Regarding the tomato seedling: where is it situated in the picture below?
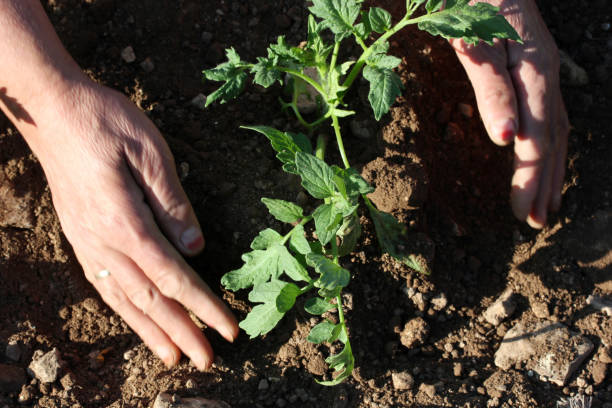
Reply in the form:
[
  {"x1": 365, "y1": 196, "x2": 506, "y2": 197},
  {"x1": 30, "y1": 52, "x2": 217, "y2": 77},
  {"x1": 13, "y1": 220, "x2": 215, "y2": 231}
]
[{"x1": 204, "y1": 0, "x2": 520, "y2": 385}]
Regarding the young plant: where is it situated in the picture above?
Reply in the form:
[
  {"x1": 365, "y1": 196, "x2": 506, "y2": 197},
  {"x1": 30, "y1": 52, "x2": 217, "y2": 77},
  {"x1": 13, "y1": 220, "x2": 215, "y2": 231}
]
[{"x1": 203, "y1": 0, "x2": 520, "y2": 385}]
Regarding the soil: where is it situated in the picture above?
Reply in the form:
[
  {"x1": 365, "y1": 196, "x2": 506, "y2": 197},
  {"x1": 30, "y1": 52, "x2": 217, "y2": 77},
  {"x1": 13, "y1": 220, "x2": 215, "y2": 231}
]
[{"x1": 1, "y1": 1, "x2": 611, "y2": 407}]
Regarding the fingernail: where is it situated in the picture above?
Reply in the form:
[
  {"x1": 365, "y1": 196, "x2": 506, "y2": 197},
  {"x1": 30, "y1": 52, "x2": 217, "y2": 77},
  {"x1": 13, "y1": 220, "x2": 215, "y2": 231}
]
[
  {"x1": 219, "y1": 325, "x2": 236, "y2": 343},
  {"x1": 181, "y1": 226, "x2": 204, "y2": 251},
  {"x1": 191, "y1": 354, "x2": 210, "y2": 371},
  {"x1": 157, "y1": 346, "x2": 176, "y2": 367},
  {"x1": 493, "y1": 119, "x2": 517, "y2": 143}
]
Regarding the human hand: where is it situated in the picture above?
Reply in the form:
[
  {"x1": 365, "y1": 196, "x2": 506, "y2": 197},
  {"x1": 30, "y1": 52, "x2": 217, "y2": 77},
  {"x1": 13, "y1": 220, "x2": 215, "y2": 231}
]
[
  {"x1": 28, "y1": 81, "x2": 238, "y2": 370},
  {"x1": 450, "y1": 0, "x2": 569, "y2": 228}
]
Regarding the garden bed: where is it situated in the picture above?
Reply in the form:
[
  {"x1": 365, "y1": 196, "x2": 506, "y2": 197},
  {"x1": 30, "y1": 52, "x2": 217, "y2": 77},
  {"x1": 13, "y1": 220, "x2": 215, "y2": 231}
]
[{"x1": 1, "y1": 0, "x2": 611, "y2": 407}]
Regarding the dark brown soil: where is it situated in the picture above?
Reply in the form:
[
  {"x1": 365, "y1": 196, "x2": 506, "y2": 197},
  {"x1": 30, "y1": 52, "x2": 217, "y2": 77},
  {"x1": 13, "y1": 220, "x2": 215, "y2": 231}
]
[{"x1": 1, "y1": 1, "x2": 611, "y2": 407}]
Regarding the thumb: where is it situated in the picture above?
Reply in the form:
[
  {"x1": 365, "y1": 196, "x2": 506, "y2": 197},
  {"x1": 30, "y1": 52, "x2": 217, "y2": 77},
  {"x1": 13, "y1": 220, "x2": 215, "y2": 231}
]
[
  {"x1": 127, "y1": 140, "x2": 205, "y2": 256},
  {"x1": 451, "y1": 39, "x2": 519, "y2": 146}
]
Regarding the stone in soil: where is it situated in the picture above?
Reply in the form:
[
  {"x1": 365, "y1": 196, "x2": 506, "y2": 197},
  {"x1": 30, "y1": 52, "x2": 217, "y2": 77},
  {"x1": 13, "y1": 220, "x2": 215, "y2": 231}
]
[
  {"x1": 5, "y1": 341, "x2": 22, "y2": 362},
  {"x1": 152, "y1": 392, "x2": 231, "y2": 408},
  {"x1": 121, "y1": 46, "x2": 136, "y2": 63},
  {"x1": 586, "y1": 294, "x2": 612, "y2": 316},
  {"x1": 483, "y1": 289, "x2": 516, "y2": 326},
  {"x1": 494, "y1": 320, "x2": 593, "y2": 386},
  {"x1": 399, "y1": 317, "x2": 430, "y2": 349},
  {"x1": 0, "y1": 363, "x2": 26, "y2": 393},
  {"x1": 391, "y1": 371, "x2": 415, "y2": 390},
  {"x1": 28, "y1": 348, "x2": 63, "y2": 384},
  {"x1": 0, "y1": 171, "x2": 34, "y2": 228}
]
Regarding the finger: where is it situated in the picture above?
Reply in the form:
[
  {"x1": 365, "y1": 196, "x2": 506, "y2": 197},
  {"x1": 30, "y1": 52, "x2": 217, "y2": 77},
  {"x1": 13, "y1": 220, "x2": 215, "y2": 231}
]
[
  {"x1": 75, "y1": 251, "x2": 180, "y2": 368},
  {"x1": 451, "y1": 38, "x2": 518, "y2": 146},
  {"x1": 91, "y1": 247, "x2": 216, "y2": 370},
  {"x1": 123, "y1": 122, "x2": 205, "y2": 256},
  {"x1": 549, "y1": 97, "x2": 569, "y2": 212},
  {"x1": 509, "y1": 60, "x2": 550, "y2": 227},
  {"x1": 101, "y1": 164, "x2": 239, "y2": 345}
]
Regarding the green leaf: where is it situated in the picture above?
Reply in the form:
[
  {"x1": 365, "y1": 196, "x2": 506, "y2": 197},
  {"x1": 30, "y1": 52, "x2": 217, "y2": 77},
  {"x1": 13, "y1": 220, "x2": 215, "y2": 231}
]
[
  {"x1": 203, "y1": 48, "x2": 248, "y2": 106},
  {"x1": 289, "y1": 132, "x2": 313, "y2": 155},
  {"x1": 309, "y1": 0, "x2": 361, "y2": 41},
  {"x1": 295, "y1": 152, "x2": 336, "y2": 199},
  {"x1": 239, "y1": 302, "x2": 285, "y2": 338},
  {"x1": 312, "y1": 203, "x2": 343, "y2": 245},
  {"x1": 316, "y1": 343, "x2": 355, "y2": 386},
  {"x1": 425, "y1": 0, "x2": 443, "y2": 13},
  {"x1": 250, "y1": 228, "x2": 282, "y2": 250},
  {"x1": 242, "y1": 126, "x2": 306, "y2": 173},
  {"x1": 368, "y1": 206, "x2": 431, "y2": 274},
  {"x1": 308, "y1": 321, "x2": 337, "y2": 343},
  {"x1": 363, "y1": 65, "x2": 403, "y2": 121},
  {"x1": 279, "y1": 249, "x2": 311, "y2": 282},
  {"x1": 248, "y1": 280, "x2": 289, "y2": 304},
  {"x1": 306, "y1": 254, "x2": 350, "y2": 290},
  {"x1": 368, "y1": 7, "x2": 392, "y2": 33},
  {"x1": 289, "y1": 224, "x2": 312, "y2": 255},
  {"x1": 337, "y1": 214, "x2": 361, "y2": 257},
  {"x1": 261, "y1": 198, "x2": 304, "y2": 224},
  {"x1": 369, "y1": 54, "x2": 402, "y2": 70},
  {"x1": 417, "y1": 0, "x2": 522, "y2": 46},
  {"x1": 221, "y1": 245, "x2": 284, "y2": 290},
  {"x1": 222, "y1": 240, "x2": 312, "y2": 290},
  {"x1": 304, "y1": 297, "x2": 337, "y2": 315},
  {"x1": 334, "y1": 167, "x2": 374, "y2": 199},
  {"x1": 276, "y1": 283, "x2": 301, "y2": 312},
  {"x1": 251, "y1": 57, "x2": 282, "y2": 88}
]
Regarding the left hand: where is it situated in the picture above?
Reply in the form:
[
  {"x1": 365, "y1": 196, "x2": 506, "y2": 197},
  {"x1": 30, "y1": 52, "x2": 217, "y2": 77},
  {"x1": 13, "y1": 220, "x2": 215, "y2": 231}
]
[{"x1": 451, "y1": 0, "x2": 569, "y2": 228}]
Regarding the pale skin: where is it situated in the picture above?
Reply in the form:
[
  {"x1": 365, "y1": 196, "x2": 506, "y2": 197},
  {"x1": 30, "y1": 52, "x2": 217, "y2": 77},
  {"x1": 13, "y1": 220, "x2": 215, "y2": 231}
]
[{"x1": 0, "y1": 0, "x2": 567, "y2": 369}]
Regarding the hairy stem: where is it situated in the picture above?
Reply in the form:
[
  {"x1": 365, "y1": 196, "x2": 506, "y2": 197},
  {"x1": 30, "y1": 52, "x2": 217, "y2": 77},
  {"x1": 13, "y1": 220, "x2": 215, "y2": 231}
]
[{"x1": 331, "y1": 114, "x2": 350, "y2": 169}]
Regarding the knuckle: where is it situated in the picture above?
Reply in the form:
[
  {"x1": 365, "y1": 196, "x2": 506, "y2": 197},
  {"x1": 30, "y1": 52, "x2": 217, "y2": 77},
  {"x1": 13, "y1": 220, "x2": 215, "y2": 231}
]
[
  {"x1": 154, "y1": 270, "x2": 186, "y2": 300},
  {"x1": 128, "y1": 286, "x2": 159, "y2": 314}
]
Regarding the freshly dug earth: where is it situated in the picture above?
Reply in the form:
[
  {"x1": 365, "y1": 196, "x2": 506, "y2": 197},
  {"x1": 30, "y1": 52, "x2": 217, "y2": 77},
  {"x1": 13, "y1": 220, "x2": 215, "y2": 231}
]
[{"x1": 1, "y1": 1, "x2": 611, "y2": 407}]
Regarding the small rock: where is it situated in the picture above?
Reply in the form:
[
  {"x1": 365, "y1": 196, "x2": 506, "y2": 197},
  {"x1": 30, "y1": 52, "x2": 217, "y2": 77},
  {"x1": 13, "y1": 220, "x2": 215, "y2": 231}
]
[
  {"x1": 531, "y1": 300, "x2": 550, "y2": 319},
  {"x1": 6, "y1": 341, "x2": 22, "y2": 362},
  {"x1": 494, "y1": 320, "x2": 593, "y2": 386},
  {"x1": 60, "y1": 373, "x2": 76, "y2": 391},
  {"x1": 179, "y1": 162, "x2": 190, "y2": 181},
  {"x1": 453, "y1": 362, "x2": 463, "y2": 377},
  {"x1": 399, "y1": 317, "x2": 430, "y2": 349},
  {"x1": 0, "y1": 364, "x2": 26, "y2": 393},
  {"x1": 152, "y1": 392, "x2": 230, "y2": 408},
  {"x1": 121, "y1": 46, "x2": 136, "y2": 63},
  {"x1": 586, "y1": 294, "x2": 612, "y2": 316},
  {"x1": 598, "y1": 347, "x2": 612, "y2": 364},
  {"x1": 430, "y1": 293, "x2": 448, "y2": 311},
  {"x1": 18, "y1": 384, "x2": 35, "y2": 404},
  {"x1": 28, "y1": 348, "x2": 63, "y2": 384},
  {"x1": 258, "y1": 379, "x2": 269, "y2": 391},
  {"x1": 457, "y1": 103, "x2": 474, "y2": 118},
  {"x1": 591, "y1": 361, "x2": 607, "y2": 385},
  {"x1": 391, "y1": 371, "x2": 414, "y2": 390},
  {"x1": 411, "y1": 292, "x2": 428, "y2": 311},
  {"x1": 419, "y1": 383, "x2": 437, "y2": 399},
  {"x1": 123, "y1": 350, "x2": 136, "y2": 361},
  {"x1": 190, "y1": 94, "x2": 208, "y2": 110},
  {"x1": 140, "y1": 57, "x2": 155, "y2": 72},
  {"x1": 483, "y1": 289, "x2": 516, "y2": 326},
  {"x1": 559, "y1": 50, "x2": 589, "y2": 86}
]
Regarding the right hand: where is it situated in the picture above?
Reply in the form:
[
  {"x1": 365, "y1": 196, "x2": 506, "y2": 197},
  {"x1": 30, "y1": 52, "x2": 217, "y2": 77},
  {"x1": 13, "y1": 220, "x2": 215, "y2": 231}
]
[{"x1": 29, "y1": 80, "x2": 238, "y2": 370}]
